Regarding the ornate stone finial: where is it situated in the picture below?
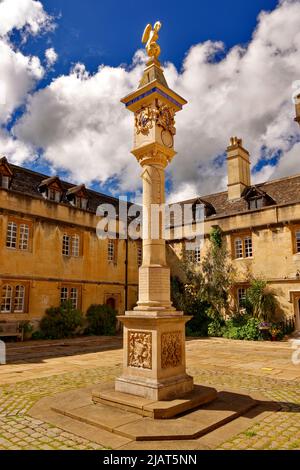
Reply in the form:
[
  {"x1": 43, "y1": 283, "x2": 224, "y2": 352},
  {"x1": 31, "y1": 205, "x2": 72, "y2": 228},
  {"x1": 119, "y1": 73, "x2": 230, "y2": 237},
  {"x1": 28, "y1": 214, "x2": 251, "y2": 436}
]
[{"x1": 142, "y1": 21, "x2": 162, "y2": 59}]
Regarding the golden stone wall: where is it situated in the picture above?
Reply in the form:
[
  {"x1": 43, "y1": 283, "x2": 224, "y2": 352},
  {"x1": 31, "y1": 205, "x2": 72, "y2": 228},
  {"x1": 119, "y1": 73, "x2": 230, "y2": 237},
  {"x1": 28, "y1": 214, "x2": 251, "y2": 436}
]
[
  {"x1": 167, "y1": 203, "x2": 300, "y2": 329},
  {"x1": 0, "y1": 188, "x2": 139, "y2": 323}
]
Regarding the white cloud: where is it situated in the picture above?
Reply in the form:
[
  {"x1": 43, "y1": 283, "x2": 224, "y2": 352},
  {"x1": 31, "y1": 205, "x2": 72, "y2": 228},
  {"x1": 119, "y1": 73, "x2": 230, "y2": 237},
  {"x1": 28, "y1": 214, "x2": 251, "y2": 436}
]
[
  {"x1": 5, "y1": 0, "x2": 300, "y2": 198},
  {"x1": 45, "y1": 47, "x2": 58, "y2": 68},
  {"x1": 0, "y1": 0, "x2": 53, "y2": 38},
  {"x1": 0, "y1": 0, "x2": 53, "y2": 157},
  {"x1": 0, "y1": 128, "x2": 34, "y2": 164},
  {"x1": 14, "y1": 56, "x2": 146, "y2": 191}
]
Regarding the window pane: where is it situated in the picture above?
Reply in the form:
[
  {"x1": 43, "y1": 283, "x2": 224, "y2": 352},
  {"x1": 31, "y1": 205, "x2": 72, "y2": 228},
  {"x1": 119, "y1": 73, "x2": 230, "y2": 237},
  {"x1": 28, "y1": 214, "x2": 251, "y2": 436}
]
[
  {"x1": 1, "y1": 285, "x2": 12, "y2": 313},
  {"x1": 55, "y1": 191, "x2": 61, "y2": 203},
  {"x1": 75, "y1": 197, "x2": 82, "y2": 208},
  {"x1": 72, "y1": 234, "x2": 80, "y2": 257},
  {"x1": 194, "y1": 245, "x2": 201, "y2": 264},
  {"x1": 6, "y1": 222, "x2": 17, "y2": 248},
  {"x1": 1, "y1": 175, "x2": 10, "y2": 189},
  {"x1": 256, "y1": 198, "x2": 263, "y2": 209},
  {"x1": 137, "y1": 244, "x2": 142, "y2": 266},
  {"x1": 60, "y1": 287, "x2": 68, "y2": 305},
  {"x1": 19, "y1": 224, "x2": 29, "y2": 251},
  {"x1": 244, "y1": 236, "x2": 253, "y2": 258},
  {"x1": 108, "y1": 240, "x2": 115, "y2": 262},
  {"x1": 237, "y1": 288, "x2": 246, "y2": 306},
  {"x1": 186, "y1": 249, "x2": 194, "y2": 263},
  {"x1": 296, "y1": 231, "x2": 300, "y2": 253},
  {"x1": 62, "y1": 234, "x2": 70, "y2": 256},
  {"x1": 234, "y1": 238, "x2": 243, "y2": 258},
  {"x1": 48, "y1": 188, "x2": 55, "y2": 200},
  {"x1": 14, "y1": 285, "x2": 25, "y2": 312},
  {"x1": 70, "y1": 288, "x2": 78, "y2": 309}
]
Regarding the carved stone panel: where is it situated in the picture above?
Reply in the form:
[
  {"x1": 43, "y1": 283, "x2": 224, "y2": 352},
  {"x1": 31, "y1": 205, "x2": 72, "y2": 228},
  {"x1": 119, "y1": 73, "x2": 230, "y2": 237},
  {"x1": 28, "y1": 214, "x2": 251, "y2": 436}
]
[
  {"x1": 161, "y1": 331, "x2": 182, "y2": 369},
  {"x1": 128, "y1": 331, "x2": 152, "y2": 369},
  {"x1": 135, "y1": 106, "x2": 155, "y2": 135}
]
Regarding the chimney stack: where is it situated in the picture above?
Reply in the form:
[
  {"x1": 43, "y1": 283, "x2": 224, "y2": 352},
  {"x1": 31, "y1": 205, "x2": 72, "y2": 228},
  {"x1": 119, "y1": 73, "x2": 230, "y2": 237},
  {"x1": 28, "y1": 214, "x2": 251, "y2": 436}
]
[{"x1": 227, "y1": 137, "x2": 250, "y2": 200}]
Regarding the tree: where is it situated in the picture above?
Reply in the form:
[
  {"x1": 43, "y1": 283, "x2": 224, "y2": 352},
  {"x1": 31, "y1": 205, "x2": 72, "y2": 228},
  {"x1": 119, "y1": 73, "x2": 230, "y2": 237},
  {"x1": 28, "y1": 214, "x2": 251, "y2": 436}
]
[
  {"x1": 244, "y1": 279, "x2": 278, "y2": 321},
  {"x1": 178, "y1": 226, "x2": 236, "y2": 318}
]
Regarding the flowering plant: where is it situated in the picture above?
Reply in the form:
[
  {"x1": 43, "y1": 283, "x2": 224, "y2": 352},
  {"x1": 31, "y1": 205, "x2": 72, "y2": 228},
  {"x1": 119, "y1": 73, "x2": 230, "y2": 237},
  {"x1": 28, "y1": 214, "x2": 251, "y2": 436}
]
[
  {"x1": 270, "y1": 327, "x2": 280, "y2": 337},
  {"x1": 258, "y1": 321, "x2": 270, "y2": 330}
]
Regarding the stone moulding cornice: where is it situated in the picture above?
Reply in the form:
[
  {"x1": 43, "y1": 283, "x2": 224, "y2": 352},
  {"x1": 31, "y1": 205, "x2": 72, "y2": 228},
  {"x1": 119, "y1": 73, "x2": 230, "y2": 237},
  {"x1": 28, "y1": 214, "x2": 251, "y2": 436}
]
[
  {"x1": 131, "y1": 142, "x2": 176, "y2": 168},
  {"x1": 121, "y1": 81, "x2": 187, "y2": 112}
]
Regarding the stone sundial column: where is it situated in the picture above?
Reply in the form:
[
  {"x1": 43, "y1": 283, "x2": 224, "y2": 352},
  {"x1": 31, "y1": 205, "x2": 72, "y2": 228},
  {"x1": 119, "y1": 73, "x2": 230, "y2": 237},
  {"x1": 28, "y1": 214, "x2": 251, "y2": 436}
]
[{"x1": 115, "y1": 56, "x2": 194, "y2": 400}]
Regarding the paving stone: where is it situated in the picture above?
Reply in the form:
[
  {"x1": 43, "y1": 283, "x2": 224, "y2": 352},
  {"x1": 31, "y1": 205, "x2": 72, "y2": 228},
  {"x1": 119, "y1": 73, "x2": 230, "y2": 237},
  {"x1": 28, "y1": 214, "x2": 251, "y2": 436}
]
[{"x1": 0, "y1": 336, "x2": 299, "y2": 450}]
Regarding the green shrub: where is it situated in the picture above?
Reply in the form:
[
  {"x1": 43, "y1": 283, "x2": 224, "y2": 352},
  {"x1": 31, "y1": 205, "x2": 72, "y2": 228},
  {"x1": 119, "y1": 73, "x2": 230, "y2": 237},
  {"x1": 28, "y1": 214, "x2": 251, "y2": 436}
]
[
  {"x1": 86, "y1": 304, "x2": 117, "y2": 336},
  {"x1": 39, "y1": 301, "x2": 84, "y2": 339},
  {"x1": 19, "y1": 321, "x2": 34, "y2": 340},
  {"x1": 208, "y1": 317, "x2": 226, "y2": 337},
  {"x1": 223, "y1": 315, "x2": 262, "y2": 341},
  {"x1": 171, "y1": 276, "x2": 211, "y2": 337},
  {"x1": 31, "y1": 330, "x2": 46, "y2": 340}
]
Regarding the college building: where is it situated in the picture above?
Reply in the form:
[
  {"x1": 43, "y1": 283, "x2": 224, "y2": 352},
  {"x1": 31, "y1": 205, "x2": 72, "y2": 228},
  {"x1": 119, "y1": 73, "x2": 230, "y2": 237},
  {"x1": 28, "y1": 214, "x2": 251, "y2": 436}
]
[
  {"x1": 0, "y1": 158, "x2": 141, "y2": 327},
  {"x1": 1, "y1": 95, "x2": 300, "y2": 331}
]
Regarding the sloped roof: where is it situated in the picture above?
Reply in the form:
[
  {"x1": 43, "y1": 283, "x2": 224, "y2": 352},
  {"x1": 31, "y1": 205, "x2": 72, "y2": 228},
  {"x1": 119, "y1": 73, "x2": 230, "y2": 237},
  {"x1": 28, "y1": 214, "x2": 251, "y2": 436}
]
[
  {"x1": 6, "y1": 163, "x2": 121, "y2": 213},
  {"x1": 178, "y1": 173, "x2": 300, "y2": 219},
  {"x1": 3, "y1": 159, "x2": 300, "y2": 219}
]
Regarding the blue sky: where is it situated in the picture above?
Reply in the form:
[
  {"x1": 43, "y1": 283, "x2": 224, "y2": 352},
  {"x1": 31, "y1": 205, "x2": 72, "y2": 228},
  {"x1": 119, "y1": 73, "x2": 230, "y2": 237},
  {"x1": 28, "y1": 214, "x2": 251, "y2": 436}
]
[
  {"x1": 24, "y1": 0, "x2": 279, "y2": 82},
  {"x1": 1, "y1": 0, "x2": 300, "y2": 202}
]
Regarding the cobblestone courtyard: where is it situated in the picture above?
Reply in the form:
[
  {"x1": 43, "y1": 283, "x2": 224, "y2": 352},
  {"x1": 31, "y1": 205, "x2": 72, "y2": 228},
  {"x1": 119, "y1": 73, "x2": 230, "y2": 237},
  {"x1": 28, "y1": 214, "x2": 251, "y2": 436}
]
[{"x1": 0, "y1": 336, "x2": 299, "y2": 450}]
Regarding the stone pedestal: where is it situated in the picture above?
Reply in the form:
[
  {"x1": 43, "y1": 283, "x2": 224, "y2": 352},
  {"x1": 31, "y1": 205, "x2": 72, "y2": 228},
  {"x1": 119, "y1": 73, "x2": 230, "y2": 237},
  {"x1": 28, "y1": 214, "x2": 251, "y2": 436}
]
[{"x1": 115, "y1": 313, "x2": 193, "y2": 400}]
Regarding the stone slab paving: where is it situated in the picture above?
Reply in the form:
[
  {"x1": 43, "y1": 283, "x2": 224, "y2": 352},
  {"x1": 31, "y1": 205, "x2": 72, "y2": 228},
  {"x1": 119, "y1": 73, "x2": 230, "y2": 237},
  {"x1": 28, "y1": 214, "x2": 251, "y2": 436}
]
[{"x1": 0, "y1": 336, "x2": 299, "y2": 450}]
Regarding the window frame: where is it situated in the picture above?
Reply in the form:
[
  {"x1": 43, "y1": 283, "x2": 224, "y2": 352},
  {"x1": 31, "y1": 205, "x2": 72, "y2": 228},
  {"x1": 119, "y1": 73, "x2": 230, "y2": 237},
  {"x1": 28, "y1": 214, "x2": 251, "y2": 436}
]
[
  {"x1": 61, "y1": 230, "x2": 82, "y2": 258},
  {"x1": 108, "y1": 239, "x2": 117, "y2": 264},
  {"x1": 5, "y1": 218, "x2": 32, "y2": 252},
  {"x1": 46, "y1": 185, "x2": 61, "y2": 203},
  {"x1": 1, "y1": 175, "x2": 11, "y2": 189},
  {"x1": 292, "y1": 226, "x2": 300, "y2": 254},
  {"x1": 237, "y1": 286, "x2": 247, "y2": 309},
  {"x1": 248, "y1": 197, "x2": 264, "y2": 210},
  {"x1": 74, "y1": 196, "x2": 88, "y2": 210},
  {"x1": 0, "y1": 282, "x2": 29, "y2": 314},
  {"x1": 232, "y1": 232, "x2": 253, "y2": 259},
  {"x1": 60, "y1": 284, "x2": 81, "y2": 310}
]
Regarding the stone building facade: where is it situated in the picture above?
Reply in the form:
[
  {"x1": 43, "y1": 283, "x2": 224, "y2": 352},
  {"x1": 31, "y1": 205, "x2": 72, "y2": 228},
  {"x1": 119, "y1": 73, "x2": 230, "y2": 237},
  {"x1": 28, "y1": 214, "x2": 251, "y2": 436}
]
[
  {"x1": 0, "y1": 157, "x2": 140, "y2": 327},
  {"x1": 168, "y1": 136, "x2": 300, "y2": 331}
]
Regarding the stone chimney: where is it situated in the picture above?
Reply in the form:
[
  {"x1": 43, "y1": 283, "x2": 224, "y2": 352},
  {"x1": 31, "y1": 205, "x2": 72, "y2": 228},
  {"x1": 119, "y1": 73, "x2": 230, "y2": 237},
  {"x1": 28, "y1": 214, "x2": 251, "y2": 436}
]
[
  {"x1": 227, "y1": 137, "x2": 250, "y2": 200},
  {"x1": 295, "y1": 93, "x2": 300, "y2": 126}
]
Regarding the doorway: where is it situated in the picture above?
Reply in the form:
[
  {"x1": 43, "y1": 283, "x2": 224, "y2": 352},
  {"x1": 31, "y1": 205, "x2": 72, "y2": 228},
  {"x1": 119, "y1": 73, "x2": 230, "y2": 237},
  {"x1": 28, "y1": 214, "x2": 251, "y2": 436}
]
[{"x1": 106, "y1": 297, "x2": 116, "y2": 310}]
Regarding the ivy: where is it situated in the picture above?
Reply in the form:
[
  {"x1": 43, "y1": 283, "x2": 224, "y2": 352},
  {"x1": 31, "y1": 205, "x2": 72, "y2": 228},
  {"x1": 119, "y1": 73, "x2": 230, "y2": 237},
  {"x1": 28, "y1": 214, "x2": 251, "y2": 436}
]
[{"x1": 210, "y1": 226, "x2": 222, "y2": 249}]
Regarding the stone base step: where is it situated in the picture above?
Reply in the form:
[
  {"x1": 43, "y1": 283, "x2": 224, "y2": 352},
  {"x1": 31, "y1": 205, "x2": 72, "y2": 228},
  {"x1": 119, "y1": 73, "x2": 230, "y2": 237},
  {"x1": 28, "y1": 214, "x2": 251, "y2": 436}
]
[
  {"x1": 52, "y1": 389, "x2": 258, "y2": 441},
  {"x1": 93, "y1": 385, "x2": 217, "y2": 419}
]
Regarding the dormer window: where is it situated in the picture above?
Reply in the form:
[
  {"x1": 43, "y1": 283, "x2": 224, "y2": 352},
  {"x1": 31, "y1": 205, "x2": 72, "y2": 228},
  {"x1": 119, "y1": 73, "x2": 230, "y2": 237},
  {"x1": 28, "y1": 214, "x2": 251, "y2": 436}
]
[
  {"x1": 74, "y1": 196, "x2": 88, "y2": 209},
  {"x1": 249, "y1": 197, "x2": 264, "y2": 210},
  {"x1": 192, "y1": 198, "x2": 216, "y2": 221},
  {"x1": 66, "y1": 184, "x2": 88, "y2": 210},
  {"x1": 243, "y1": 186, "x2": 275, "y2": 211},
  {"x1": 0, "y1": 156, "x2": 13, "y2": 189},
  {"x1": 38, "y1": 176, "x2": 63, "y2": 203},
  {"x1": 48, "y1": 187, "x2": 61, "y2": 202}
]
